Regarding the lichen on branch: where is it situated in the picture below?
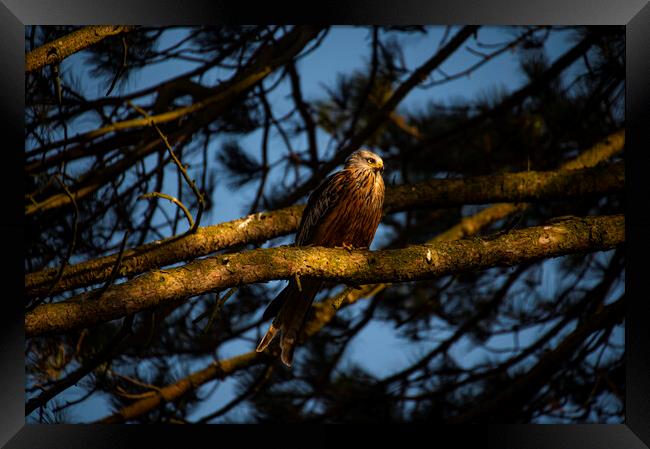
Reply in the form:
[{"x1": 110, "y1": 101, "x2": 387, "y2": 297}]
[{"x1": 25, "y1": 214, "x2": 624, "y2": 338}]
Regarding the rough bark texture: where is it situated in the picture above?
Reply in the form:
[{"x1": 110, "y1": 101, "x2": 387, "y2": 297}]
[
  {"x1": 26, "y1": 214, "x2": 624, "y2": 338},
  {"x1": 25, "y1": 161, "x2": 623, "y2": 298},
  {"x1": 383, "y1": 162, "x2": 623, "y2": 212},
  {"x1": 26, "y1": 205, "x2": 304, "y2": 298},
  {"x1": 434, "y1": 128, "x2": 624, "y2": 242},
  {"x1": 25, "y1": 26, "x2": 135, "y2": 73}
]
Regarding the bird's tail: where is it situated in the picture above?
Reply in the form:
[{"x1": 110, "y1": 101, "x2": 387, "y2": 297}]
[{"x1": 256, "y1": 278, "x2": 322, "y2": 367}]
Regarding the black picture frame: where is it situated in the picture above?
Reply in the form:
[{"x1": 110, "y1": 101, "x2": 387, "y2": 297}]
[{"x1": 4, "y1": 1, "x2": 649, "y2": 447}]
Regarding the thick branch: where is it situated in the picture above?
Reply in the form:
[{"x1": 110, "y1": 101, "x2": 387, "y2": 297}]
[
  {"x1": 383, "y1": 161, "x2": 623, "y2": 212},
  {"x1": 25, "y1": 205, "x2": 304, "y2": 299},
  {"x1": 97, "y1": 278, "x2": 348, "y2": 424},
  {"x1": 97, "y1": 351, "x2": 264, "y2": 423},
  {"x1": 25, "y1": 26, "x2": 135, "y2": 73},
  {"x1": 26, "y1": 215, "x2": 624, "y2": 338},
  {"x1": 435, "y1": 128, "x2": 625, "y2": 241},
  {"x1": 25, "y1": 161, "x2": 624, "y2": 299}
]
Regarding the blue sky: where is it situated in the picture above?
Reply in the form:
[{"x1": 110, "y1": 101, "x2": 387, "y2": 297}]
[{"x1": 27, "y1": 26, "x2": 621, "y2": 423}]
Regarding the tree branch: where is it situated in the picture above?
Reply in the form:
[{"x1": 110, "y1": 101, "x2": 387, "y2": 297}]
[
  {"x1": 434, "y1": 128, "x2": 625, "y2": 241},
  {"x1": 25, "y1": 315, "x2": 133, "y2": 415},
  {"x1": 25, "y1": 205, "x2": 304, "y2": 299},
  {"x1": 26, "y1": 214, "x2": 624, "y2": 338},
  {"x1": 96, "y1": 351, "x2": 265, "y2": 423},
  {"x1": 26, "y1": 158, "x2": 624, "y2": 299},
  {"x1": 25, "y1": 26, "x2": 135, "y2": 73},
  {"x1": 383, "y1": 161, "x2": 623, "y2": 213}
]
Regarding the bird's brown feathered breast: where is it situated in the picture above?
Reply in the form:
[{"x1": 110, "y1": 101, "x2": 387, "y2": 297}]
[{"x1": 296, "y1": 166, "x2": 384, "y2": 249}]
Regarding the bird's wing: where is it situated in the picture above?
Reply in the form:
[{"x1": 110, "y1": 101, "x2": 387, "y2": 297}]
[{"x1": 295, "y1": 171, "x2": 347, "y2": 246}]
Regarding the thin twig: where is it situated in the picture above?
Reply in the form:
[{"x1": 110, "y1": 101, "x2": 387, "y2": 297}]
[
  {"x1": 127, "y1": 100, "x2": 205, "y2": 235},
  {"x1": 421, "y1": 27, "x2": 543, "y2": 88},
  {"x1": 87, "y1": 230, "x2": 130, "y2": 301},
  {"x1": 139, "y1": 192, "x2": 194, "y2": 229},
  {"x1": 201, "y1": 288, "x2": 238, "y2": 334},
  {"x1": 105, "y1": 36, "x2": 128, "y2": 96}
]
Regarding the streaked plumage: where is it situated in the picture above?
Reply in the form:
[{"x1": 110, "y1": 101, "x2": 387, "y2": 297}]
[{"x1": 256, "y1": 149, "x2": 385, "y2": 367}]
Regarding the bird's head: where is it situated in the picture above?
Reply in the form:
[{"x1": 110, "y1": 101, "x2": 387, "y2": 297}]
[{"x1": 345, "y1": 149, "x2": 384, "y2": 174}]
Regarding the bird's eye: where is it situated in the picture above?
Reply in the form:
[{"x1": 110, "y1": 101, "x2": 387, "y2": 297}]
[{"x1": 366, "y1": 158, "x2": 375, "y2": 164}]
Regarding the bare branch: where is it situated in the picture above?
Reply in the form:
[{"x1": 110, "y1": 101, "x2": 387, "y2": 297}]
[
  {"x1": 129, "y1": 100, "x2": 205, "y2": 234},
  {"x1": 25, "y1": 315, "x2": 133, "y2": 414},
  {"x1": 25, "y1": 26, "x2": 135, "y2": 73},
  {"x1": 140, "y1": 192, "x2": 194, "y2": 229},
  {"x1": 420, "y1": 30, "x2": 604, "y2": 149}
]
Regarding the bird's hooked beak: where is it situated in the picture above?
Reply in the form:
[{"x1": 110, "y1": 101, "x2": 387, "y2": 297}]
[{"x1": 375, "y1": 160, "x2": 384, "y2": 174}]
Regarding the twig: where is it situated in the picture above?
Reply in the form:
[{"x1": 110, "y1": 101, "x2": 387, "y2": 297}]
[
  {"x1": 249, "y1": 85, "x2": 271, "y2": 214},
  {"x1": 52, "y1": 63, "x2": 62, "y2": 105},
  {"x1": 87, "y1": 230, "x2": 130, "y2": 301},
  {"x1": 201, "y1": 288, "x2": 238, "y2": 334},
  {"x1": 110, "y1": 369, "x2": 164, "y2": 398},
  {"x1": 127, "y1": 100, "x2": 205, "y2": 235},
  {"x1": 287, "y1": 61, "x2": 318, "y2": 166},
  {"x1": 421, "y1": 27, "x2": 543, "y2": 88},
  {"x1": 105, "y1": 36, "x2": 128, "y2": 96},
  {"x1": 139, "y1": 192, "x2": 194, "y2": 229},
  {"x1": 294, "y1": 273, "x2": 303, "y2": 292}
]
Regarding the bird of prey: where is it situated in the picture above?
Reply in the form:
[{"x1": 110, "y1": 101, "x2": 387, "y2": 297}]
[{"x1": 256, "y1": 149, "x2": 385, "y2": 367}]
